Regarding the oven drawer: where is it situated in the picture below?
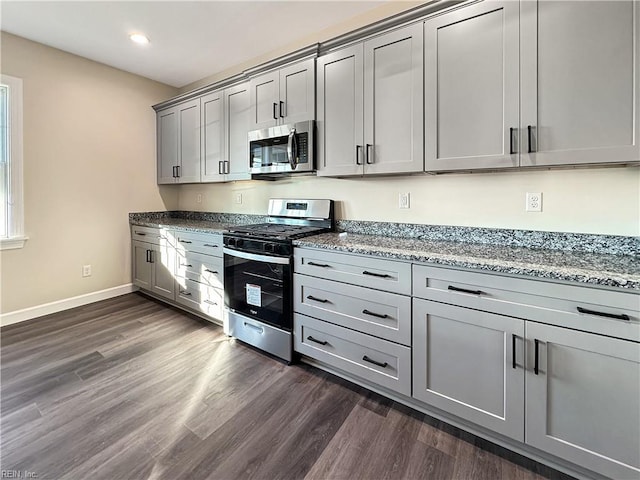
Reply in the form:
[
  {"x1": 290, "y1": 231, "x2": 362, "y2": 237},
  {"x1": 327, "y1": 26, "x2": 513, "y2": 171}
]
[
  {"x1": 225, "y1": 311, "x2": 292, "y2": 362},
  {"x1": 294, "y1": 248, "x2": 411, "y2": 295},
  {"x1": 413, "y1": 265, "x2": 640, "y2": 342},
  {"x1": 176, "y1": 278, "x2": 224, "y2": 321},
  {"x1": 174, "y1": 231, "x2": 223, "y2": 256},
  {"x1": 176, "y1": 251, "x2": 223, "y2": 288},
  {"x1": 294, "y1": 274, "x2": 411, "y2": 346},
  {"x1": 294, "y1": 313, "x2": 411, "y2": 396}
]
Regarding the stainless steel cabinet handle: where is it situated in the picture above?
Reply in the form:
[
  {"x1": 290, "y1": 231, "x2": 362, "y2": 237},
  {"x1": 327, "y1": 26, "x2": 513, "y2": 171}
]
[
  {"x1": 175, "y1": 165, "x2": 181, "y2": 177},
  {"x1": 243, "y1": 322, "x2": 264, "y2": 334},
  {"x1": 365, "y1": 144, "x2": 373, "y2": 164},
  {"x1": 218, "y1": 161, "x2": 223, "y2": 175},
  {"x1": 355, "y1": 145, "x2": 363, "y2": 166},
  {"x1": 363, "y1": 355, "x2": 387, "y2": 368},
  {"x1": 272, "y1": 103, "x2": 278, "y2": 120},
  {"x1": 225, "y1": 161, "x2": 230, "y2": 174}
]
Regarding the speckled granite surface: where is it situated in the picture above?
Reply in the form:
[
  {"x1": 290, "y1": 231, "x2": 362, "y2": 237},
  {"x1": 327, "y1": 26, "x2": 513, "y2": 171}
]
[
  {"x1": 129, "y1": 211, "x2": 266, "y2": 234},
  {"x1": 294, "y1": 233, "x2": 640, "y2": 291}
]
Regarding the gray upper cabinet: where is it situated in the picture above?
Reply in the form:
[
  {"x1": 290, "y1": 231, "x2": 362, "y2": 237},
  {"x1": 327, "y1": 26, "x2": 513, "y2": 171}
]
[
  {"x1": 249, "y1": 58, "x2": 315, "y2": 131},
  {"x1": 200, "y1": 90, "x2": 225, "y2": 183},
  {"x1": 526, "y1": 322, "x2": 640, "y2": 480},
  {"x1": 520, "y1": 0, "x2": 640, "y2": 166},
  {"x1": 224, "y1": 82, "x2": 251, "y2": 181},
  {"x1": 317, "y1": 23, "x2": 423, "y2": 176},
  {"x1": 156, "y1": 99, "x2": 201, "y2": 184},
  {"x1": 424, "y1": 1, "x2": 520, "y2": 171}
]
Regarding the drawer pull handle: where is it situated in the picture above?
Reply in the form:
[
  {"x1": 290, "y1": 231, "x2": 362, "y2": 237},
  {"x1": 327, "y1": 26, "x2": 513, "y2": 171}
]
[
  {"x1": 447, "y1": 285, "x2": 483, "y2": 295},
  {"x1": 534, "y1": 339, "x2": 540, "y2": 375},
  {"x1": 180, "y1": 263, "x2": 193, "y2": 268},
  {"x1": 204, "y1": 269, "x2": 219, "y2": 274},
  {"x1": 363, "y1": 355, "x2": 388, "y2": 368},
  {"x1": 576, "y1": 307, "x2": 630, "y2": 321},
  {"x1": 362, "y1": 309, "x2": 388, "y2": 319},
  {"x1": 204, "y1": 300, "x2": 217, "y2": 306},
  {"x1": 203, "y1": 244, "x2": 218, "y2": 248},
  {"x1": 308, "y1": 261, "x2": 330, "y2": 268},
  {"x1": 512, "y1": 334, "x2": 517, "y2": 369},
  {"x1": 243, "y1": 322, "x2": 264, "y2": 334},
  {"x1": 180, "y1": 240, "x2": 192, "y2": 244},
  {"x1": 307, "y1": 295, "x2": 329, "y2": 304},
  {"x1": 135, "y1": 231, "x2": 146, "y2": 236},
  {"x1": 362, "y1": 270, "x2": 391, "y2": 279},
  {"x1": 180, "y1": 291, "x2": 192, "y2": 296},
  {"x1": 307, "y1": 336, "x2": 328, "y2": 346}
]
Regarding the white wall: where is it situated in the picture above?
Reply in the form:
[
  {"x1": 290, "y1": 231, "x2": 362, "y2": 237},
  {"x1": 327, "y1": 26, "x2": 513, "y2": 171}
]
[
  {"x1": 177, "y1": 167, "x2": 640, "y2": 236},
  {"x1": 0, "y1": 32, "x2": 178, "y2": 314}
]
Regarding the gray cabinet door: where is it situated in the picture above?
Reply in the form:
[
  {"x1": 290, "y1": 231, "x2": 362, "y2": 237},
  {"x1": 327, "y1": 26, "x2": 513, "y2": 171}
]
[
  {"x1": 424, "y1": 1, "x2": 519, "y2": 171},
  {"x1": 176, "y1": 99, "x2": 201, "y2": 183},
  {"x1": 316, "y1": 44, "x2": 364, "y2": 177},
  {"x1": 520, "y1": 1, "x2": 640, "y2": 167},
  {"x1": 249, "y1": 70, "x2": 279, "y2": 131},
  {"x1": 132, "y1": 240, "x2": 152, "y2": 290},
  {"x1": 157, "y1": 107, "x2": 178, "y2": 184},
  {"x1": 364, "y1": 23, "x2": 424, "y2": 175},
  {"x1": 201, "y1": 90, "x2": 225, "y2": 183},
  {"x1": 224, "y1": 82, "x2": 251, "y2": 181},
  {"x1": 413, "y1": 299, "x2": 525, "y2": 441},
  {"x1": 526, "y1": 322, "x2": 640, "y2": 480},
  {"x1": 279, "y1": 58, "x2": 315, "y2": 125},
  {"x1": 150, "y1": 243, "x2": 175, "y2": 300}
]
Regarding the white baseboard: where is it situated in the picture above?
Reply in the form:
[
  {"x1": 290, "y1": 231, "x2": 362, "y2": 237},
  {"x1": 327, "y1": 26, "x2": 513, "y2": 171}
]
[{"x1": 0, "y1": 284, "x2": 138, "y2": 327}]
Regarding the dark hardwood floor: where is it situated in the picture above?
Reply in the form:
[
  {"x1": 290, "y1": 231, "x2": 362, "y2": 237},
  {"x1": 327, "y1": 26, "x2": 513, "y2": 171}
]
[{"x1": 1, "y1": 293, "x2": 573, "y2": 480}]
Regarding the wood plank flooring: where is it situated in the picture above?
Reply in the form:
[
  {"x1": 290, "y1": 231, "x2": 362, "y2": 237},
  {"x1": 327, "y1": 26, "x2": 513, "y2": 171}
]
[{"x1": 1, "y1": 293, "x2": 574, "y2": 480}]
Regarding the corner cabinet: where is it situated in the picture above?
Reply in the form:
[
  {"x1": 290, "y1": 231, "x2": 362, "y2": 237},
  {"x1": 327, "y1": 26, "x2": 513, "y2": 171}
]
[
  {"x1": 157, "y1": 100, "x2": 202, "y2": 184},
  {"x1": 249, "y1": 58, "x2": 315, "y2": 131},
  {"x1": 424, "y1": 0, "x2": 639, "y2": 171},
  {"x1": 316, "y1": 23, "x2": 423, "y2": 177}
]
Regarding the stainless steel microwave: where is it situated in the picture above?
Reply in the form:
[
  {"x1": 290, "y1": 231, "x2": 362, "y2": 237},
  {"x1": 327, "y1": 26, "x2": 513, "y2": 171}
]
[{"x1": 248, "y1": 120, "x2": 314, "y2": 175}]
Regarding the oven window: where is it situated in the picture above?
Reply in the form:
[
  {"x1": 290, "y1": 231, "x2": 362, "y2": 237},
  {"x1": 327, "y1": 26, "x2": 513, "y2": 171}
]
[{"x1": 224, "y1": 253, "x2": 292, "y2": 330}]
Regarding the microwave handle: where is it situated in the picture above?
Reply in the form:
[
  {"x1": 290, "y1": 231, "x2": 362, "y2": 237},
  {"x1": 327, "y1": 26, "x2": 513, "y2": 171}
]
[{"x1": 287, "y1": 128, "x2": 298, "y2": 170}]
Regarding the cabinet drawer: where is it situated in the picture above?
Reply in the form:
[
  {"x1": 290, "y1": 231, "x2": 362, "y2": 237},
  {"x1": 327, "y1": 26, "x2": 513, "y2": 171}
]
[
  {"x1": 294, "y1": 274, "x2": 411, "y2": 346},
  {"x1": 174, "y1": 231, "x2": 223, "y2": 256},
  {"x1": 413, "y1": 265, "x2": 640, "y2": 342},
  {"x1": 176, "y1": 251, "x2": 223, "y2": 288},
  {"x1": 294, "y1": 313, "x2": 411, "y2": 396},
  {"x1": 131, "y1": 225, "x2": 172, "y2": 246},
  {"x1": 294, "y1": 248, "x2": 411, "y2": 295},
  {"x1": 176, "y1": 278, "x2": 223, "y2": 321}
]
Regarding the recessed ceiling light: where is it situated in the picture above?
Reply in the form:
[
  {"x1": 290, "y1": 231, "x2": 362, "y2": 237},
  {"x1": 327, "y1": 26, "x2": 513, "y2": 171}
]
[{"x1": 129, "y1": 33, "x2": 150, "y2": 45}]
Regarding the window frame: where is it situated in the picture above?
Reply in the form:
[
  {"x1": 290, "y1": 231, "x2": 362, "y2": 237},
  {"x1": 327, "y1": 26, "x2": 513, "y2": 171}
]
[{"x1": 0, "y1": 74, "x2": 26, "y2": 250}]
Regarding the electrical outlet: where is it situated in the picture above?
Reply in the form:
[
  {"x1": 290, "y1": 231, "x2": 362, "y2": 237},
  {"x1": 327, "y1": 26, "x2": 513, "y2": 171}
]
[
  {"x1": 235, "y1": 193, "x2": 243, "y2": 205},
  {"x1": 196, "y1": 193, "x2": 202, "y2": 204},
  {"x1": 399, "y1": 193, "x2": 410, "y2": 209},
  {"x1": 82, "y1": 265, "x2": 92, "y2": 277},
  {"x1": 526, "y1": 192, "x2": 542, "y2": 212}
]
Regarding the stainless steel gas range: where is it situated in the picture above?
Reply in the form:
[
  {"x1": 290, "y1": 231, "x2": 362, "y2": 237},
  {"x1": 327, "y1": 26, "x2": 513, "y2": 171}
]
[{"x1": 223, "y1": 199, "x2": 334, "y2": 362}]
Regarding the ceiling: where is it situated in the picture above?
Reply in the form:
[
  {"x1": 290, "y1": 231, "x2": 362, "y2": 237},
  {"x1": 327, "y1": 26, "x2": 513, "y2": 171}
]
[{"x1": 0, "y1": 1, "x2": 389, "y2": 88}]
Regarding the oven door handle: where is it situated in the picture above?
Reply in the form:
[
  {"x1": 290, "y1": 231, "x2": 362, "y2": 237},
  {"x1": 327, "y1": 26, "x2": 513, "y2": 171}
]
[{"x1": 223, "y1": 247, "x2": 290, "y2": 265}]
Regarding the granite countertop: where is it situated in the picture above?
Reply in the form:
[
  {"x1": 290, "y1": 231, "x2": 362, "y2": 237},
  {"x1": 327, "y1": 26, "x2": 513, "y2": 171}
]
[
  {"x1": 130, "y1": 217, "x2": 233, "y2": 234},
  {"x1": 294, "y1": 232, "x2": 640, "y2": 291}
]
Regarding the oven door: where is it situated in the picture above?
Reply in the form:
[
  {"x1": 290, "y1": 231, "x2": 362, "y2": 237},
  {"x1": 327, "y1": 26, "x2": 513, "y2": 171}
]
[{"x1": 223, "y1": 247, "x2": 292, "y2": 330}]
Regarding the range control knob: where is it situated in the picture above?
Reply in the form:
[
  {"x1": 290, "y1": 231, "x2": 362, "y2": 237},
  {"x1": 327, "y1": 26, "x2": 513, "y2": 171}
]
[
  {"x1": 235, "y1": 239, "x2": 244, "y2": 248},
  {"x1": 227, "y1": 238, "x2": 236, "y2": 247},
  {"x1": 264, "y1": 243, "x2": 275, "y2": 253}
]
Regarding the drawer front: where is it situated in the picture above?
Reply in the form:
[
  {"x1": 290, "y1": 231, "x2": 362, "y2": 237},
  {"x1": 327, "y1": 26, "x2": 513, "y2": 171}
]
[
  {"x1": 176, "y1": 251, "x2": 224, "y2": 288},
  {"x1": 294, "y1": 248, "x2": 411, "y2": 295},
  {"x1": 294, "y1": 274, "x2": 411, "y2": 346},
  {"x1": 413, "y1": 265, "x2": 640, "y2": 342},
  {"x1": 131, "y1": 225, "x2": 171, "y2": 246},
  {"x1": 176, "y1": 278, "x2": 223, "y2": 321},
  {"x1": 174, "y1": 231, "x2": 223, "y2": 256},
  {"x1": 294, "y1": 313, "x2": 411, "y2": 396}
]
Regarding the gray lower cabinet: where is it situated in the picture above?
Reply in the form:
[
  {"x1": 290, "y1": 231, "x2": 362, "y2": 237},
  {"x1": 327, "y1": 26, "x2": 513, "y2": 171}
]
[
  {"x1": 317, "y1": 23, "x2": 423, "y2": 176},
  {"x1": 526, "y1": 322, "x2": 640, "y2": 480},
  {"x1": 132, "y1": 240, "x2": 152, "y2": 290},
  {"x1": 295, "y1": 313, "x2": 411, "y2": 396},
  {"x1": 412, "y1": 298, "x2": 525, "y2": 441},
  {"x1": 131, "y1": 229, "x2": 176, "y2": 301}
]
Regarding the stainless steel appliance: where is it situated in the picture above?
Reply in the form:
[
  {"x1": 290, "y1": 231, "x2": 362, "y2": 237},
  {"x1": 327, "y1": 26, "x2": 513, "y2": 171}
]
[
  {"x1": 223, "y1": 198, "x2": 333, "y2": 362},
  {"x1": 248, "y1": 120, "x2": 314, "y2": 176}
]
